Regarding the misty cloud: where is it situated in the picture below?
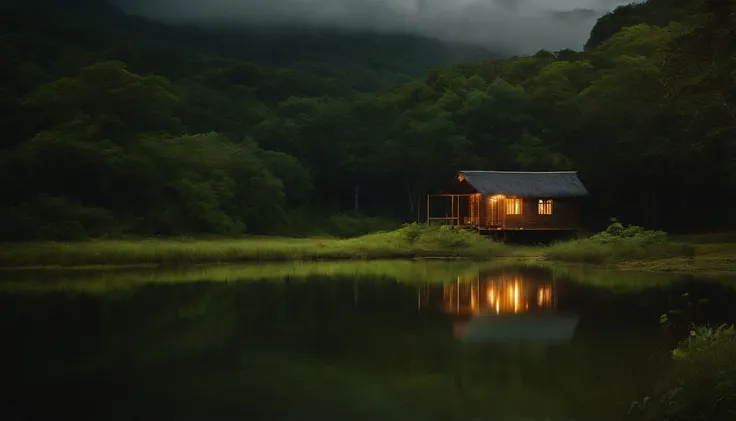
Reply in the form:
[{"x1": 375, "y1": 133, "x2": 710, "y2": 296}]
[{"x1": 116, "y1": 0, "x2": 634, "y2": 54}]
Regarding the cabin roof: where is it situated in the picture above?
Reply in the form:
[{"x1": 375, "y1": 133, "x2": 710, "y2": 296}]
[{"x1": 456, "y1": 171, "x2": 590, "y2": 198}]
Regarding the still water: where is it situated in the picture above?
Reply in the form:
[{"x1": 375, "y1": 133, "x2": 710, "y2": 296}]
[{"x1": 1, "y1": 262, "x2": 735, "y2": 421}]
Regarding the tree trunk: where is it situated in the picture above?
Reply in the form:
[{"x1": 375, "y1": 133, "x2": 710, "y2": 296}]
[
  {"x1": 354, "y1": 185, "x2": 360, "y2": 213},
  {"x1": 403, "y1": 179, "x2": 416, "y2": 213},
  {"x1": 680, "y1": 176, "x2": 689, "y2": 228},
  {"x1": 650, "y1": 178, "x2": 658, "y2": 228}
]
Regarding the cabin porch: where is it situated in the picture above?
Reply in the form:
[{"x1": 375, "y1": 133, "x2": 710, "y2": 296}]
[{"x1": 425, "y1": 193, "x2": 513, "y2": 232}]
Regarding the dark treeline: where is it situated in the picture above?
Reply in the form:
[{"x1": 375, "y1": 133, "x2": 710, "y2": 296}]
[{"x1": 1, "y1": 0, "x2": 734, "y2": 240}]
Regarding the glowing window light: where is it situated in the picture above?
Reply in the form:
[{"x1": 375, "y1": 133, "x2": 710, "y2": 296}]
[
  {"x1": 538, "y1": 199, "x2": 553, "y2": 215},
  {"x1": 506, "y1": 198, "x2": 522, "y2": 215}
]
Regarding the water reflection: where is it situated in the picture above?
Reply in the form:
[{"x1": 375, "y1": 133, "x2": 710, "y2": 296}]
[
  {"x1": 3, "y1": 263, "x2": 736, "y2": 421},
  {"x1": 438, "y1": 273, "x2": 555, "y2": 315},
  {"x1": 420, "y1": 270, "x2": 579, "y2": 344}
]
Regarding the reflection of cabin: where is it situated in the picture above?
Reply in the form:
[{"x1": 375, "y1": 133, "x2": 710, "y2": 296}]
[
  {"x1": 443, "y1": 273, "x2": 555, "y2": 316},
  {"x1": 418, "y1": 271, "x2": 556, "y2": 316},
  {"x1": 427, "y1": 171, "x2": 589, "y2": 233},
  {"x1": 416, "y1": 271, "x2": 578, "y2": 343}
]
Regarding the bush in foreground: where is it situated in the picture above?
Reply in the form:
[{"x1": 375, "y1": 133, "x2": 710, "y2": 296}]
[
  {"x1": 543, "y1": 221, "x2": 694, "y2": 264},
  {"x1": 631, "y1": 324, "x2": 736, "y2": 421},
  {"x1": 0, "y1": 223, "x2": 508, "y2": 267}
]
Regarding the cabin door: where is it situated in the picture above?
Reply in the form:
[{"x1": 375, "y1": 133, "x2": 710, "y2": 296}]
[{"x1": 485, "y1": 197, "x2": 503, "y2": 227}]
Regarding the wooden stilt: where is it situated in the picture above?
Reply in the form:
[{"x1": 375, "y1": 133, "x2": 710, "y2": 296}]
[
  {"x1": 457, "y1": 195, "x2": 460, "y2": 225},
  {"x1": 426, "y1": 194, "x2": 430, "y2": 226},
  {"x1": 450, "y1": 195, "x2": 454, "y2": 226}
]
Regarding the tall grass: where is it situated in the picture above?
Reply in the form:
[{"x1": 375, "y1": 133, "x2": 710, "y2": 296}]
[
  {"x1": 544, "y1": 221, "x2": 694, "y2": 264},
  {"x1": 0, "y1": 223, "x2": 510, "y2": 267},
  {"x1": 631, "y1": 324, "x2": 736, "y2": 421}
]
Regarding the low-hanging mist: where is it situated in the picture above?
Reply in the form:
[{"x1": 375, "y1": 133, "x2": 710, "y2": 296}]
[{"x1": 115, "y1": 0, "x2": 634, "y2": 53}]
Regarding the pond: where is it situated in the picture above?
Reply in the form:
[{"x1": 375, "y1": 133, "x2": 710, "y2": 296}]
[{"x1": 1, "y1": 261, "x2": 735, "y2": 421}]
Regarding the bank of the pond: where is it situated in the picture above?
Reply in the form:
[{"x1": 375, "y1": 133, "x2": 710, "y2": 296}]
[
  {"x1": 2, "y1": 221, "x2": 735, "y2": 275},
  {"x1": 0, "y1": 225, "x2": 511, "y2": 268},
  {"x1": 540, "y1": 240, "x2": 736, "y2": 275},
  {"x1": 539, "y1": 223, "x2": 736, "y2": 275},
  {"x1": 2, "y1": 238, "x2": 735, "y2": 276}
]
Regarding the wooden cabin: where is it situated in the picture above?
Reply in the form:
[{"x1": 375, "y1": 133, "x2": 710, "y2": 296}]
[{"x1": 427, "y1": 171, "x2": 589, "y2": 233}]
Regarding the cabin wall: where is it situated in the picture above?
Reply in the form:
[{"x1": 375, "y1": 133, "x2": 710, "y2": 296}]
[
  {"x1": 478, "y1": 195, "x2": 485, "y2": 226},
  {"x1": 481, "y1": 197, "x2": 581, "y2": 230}
]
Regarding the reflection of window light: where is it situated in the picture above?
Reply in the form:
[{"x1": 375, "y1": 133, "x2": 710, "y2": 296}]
[
  {"x1": 506, "y1": 198, "x2": 522, "y2": 215},
  {"x1": 442, "y1": 276, "x2": 556, "y2": 316},
  {"x1": 537, "y1": 286, "x2": 552, "y2": 308},
  {"x1": 538, "y1": 199, "x2": 553, "y2": 215}
]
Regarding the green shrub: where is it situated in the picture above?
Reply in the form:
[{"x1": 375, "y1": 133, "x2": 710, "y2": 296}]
[
  {"x1": 544, "y1": 220, "x2": 693, "y2": 264},
  {"x1": 324, "y1": 213, "x2": 400, "y2": 238},
  {"x1": 631, "y1": 324, "x2": 736, "y2": 421},
  {"x1": 395, "y1": 223, "x2": 508, "y2": 257},
  {"x1": 0, "y1": 194, "x2": 117, "y2": 241},
  {"x1": 590, "y1": 220, "x2": 668, "y2": 244},
  {"x1": 396, "y1": 222, "x2": 425, "y2": 244},
  {"x1": 274, "y1": 209, "x2": 401, "y2": 238}
]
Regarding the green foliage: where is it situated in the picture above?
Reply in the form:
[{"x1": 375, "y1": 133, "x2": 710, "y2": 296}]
[
  {"x1": 585, "y1": 0, "x2": 699, "y2": 50},
  {"x1": 631, "y1": 324, "x2": 736, "y2": 421},
  {"x1": 417, "y1": 224, "x2": 495, "y2": 249},
  {"x1": 0, "y1": 194, "x2": 116, "y2": 241},
  {"x1": 322, "y1": 214, "x2": 400, "y2": 238},
  {"x1": 544, "y1": 221, "x2": 694, "y2": 264},
  {"x1": 671, "y1": 324, "x2": 736, "y2": 360},
  {"x1": 272, "y1": 209, "x2": 401, "y2": 238},
  {"x1": 589, "y1": 220, "x2": 668, "y2": 245},
  {"x1": 394, "y1": 223, "x2": 503, "y2": 251},
  {"x1": 1, "y1": 0, "x2": 735, "y2": 239}
]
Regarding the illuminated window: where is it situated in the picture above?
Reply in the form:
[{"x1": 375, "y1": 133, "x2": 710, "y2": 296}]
[
  {"x1": 505, "y1": 198, "x2": 522, "y2": 215},
  {"x1": 538, "y1": 199, "x2": 553, "y2": 215}
]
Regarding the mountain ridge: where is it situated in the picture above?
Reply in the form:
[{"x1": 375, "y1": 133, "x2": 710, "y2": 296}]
[{"x1": 1, "y1": 0, "x2": 502, "y2": 93}]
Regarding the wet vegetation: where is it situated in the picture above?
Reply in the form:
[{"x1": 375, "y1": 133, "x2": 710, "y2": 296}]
[
  {"x1": 630, "y1": 294, "x2": 736, "y2": 421},
  {"x1": 649, "y1": 324, "x2": 736, "y2": 421},
  {"x1": 544, "y1": 221, "x2": 695, "y2": 264}
]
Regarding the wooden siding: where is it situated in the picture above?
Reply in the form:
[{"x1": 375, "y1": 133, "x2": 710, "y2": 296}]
[{"x1": 478, "y1": 196, "x2": 581, "y2": 230}]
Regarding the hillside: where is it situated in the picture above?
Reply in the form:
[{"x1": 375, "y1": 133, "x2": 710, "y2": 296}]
[
  {"x1": 0, "y1": 0, "x2": 734, "y2": 240},
  {"x1": 584, "y1": 0, "x2": 701, "y2": 49},
  {"x1": 1, "y1": 0, "x2": 498, "y2": 93}
]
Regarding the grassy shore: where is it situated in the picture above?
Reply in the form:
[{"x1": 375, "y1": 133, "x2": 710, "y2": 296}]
[
  {"x1": 1, "y1": 221, "x2": 735, "y2": 275},
  {"x1": 537, "y1": 222, "x2": 736, "y2": 275},
  {"x1": 543, "y1": 222, "x2": 694, "y2": 264},
  {"x1": 0, "y1": 223, "x2": 510, "y2": 268}
]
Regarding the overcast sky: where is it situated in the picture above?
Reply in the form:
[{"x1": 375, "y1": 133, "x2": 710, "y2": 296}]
[{"x1": 116, "y1": 0, "x2": 634, "y2": 53}]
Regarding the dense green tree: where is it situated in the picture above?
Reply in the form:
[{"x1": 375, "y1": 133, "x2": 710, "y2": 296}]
[{"x1": 1, "y1": 0, "x2": 735, "y2": 238}]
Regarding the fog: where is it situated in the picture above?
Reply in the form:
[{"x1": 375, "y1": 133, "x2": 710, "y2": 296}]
[{"x1": 116, "y1": 0, "x2": 634, "y2": 53}]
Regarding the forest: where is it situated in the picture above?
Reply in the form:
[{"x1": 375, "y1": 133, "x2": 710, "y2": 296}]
[{"x1": 0, "y1": 0, "x2": 734, "y2": 240}]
